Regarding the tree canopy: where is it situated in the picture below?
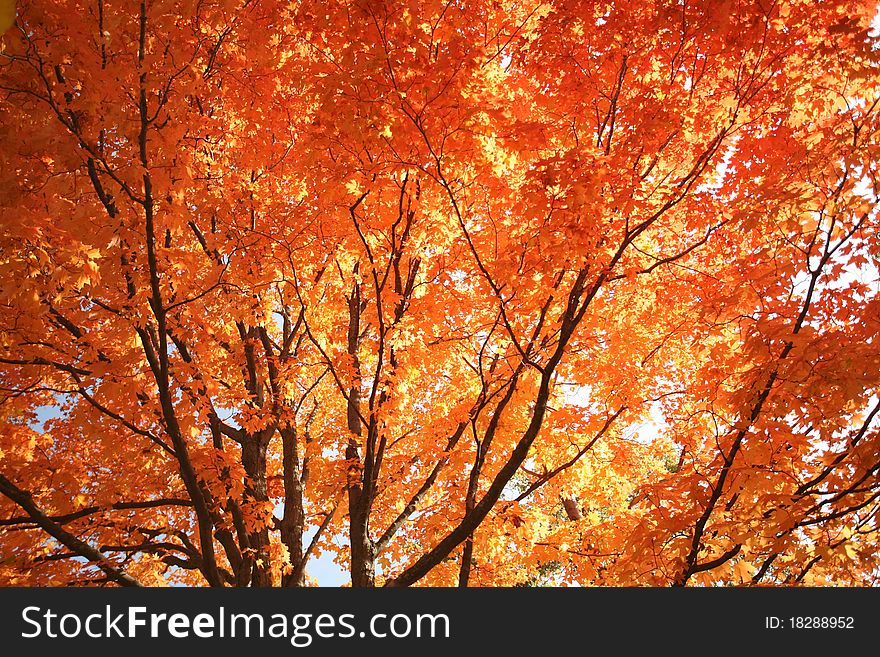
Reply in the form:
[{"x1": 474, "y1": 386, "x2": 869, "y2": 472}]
[{"x1": 1, "y1": 0, "x2": 879, "y2": 587}]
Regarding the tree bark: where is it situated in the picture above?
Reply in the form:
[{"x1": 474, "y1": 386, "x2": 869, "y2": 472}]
[
  {"x1": 241, "y1": 434, "x2": 272, "y2": 586},
  {"x1": 280, "y1": 424, "x2": 306, "y2": 586},
  {"x1": 346, "y1": 279, "x2": 376, "y2": 587}
]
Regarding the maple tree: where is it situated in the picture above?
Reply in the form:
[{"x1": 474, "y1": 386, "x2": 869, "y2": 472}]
[{"x1": 0, "y1": 0, "x2": 878, "y2": 588}]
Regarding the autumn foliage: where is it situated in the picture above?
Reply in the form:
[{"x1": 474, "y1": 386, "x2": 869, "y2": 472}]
[{"x1": 0, "y1": 0, "x2": 879, "y2": 587}]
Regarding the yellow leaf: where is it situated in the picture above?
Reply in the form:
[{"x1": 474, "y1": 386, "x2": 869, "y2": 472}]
[{"x1": 734, "y1": 560, "x2": 754, "y2": 581}]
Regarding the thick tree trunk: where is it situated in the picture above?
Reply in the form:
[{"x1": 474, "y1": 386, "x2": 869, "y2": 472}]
[
  {"x1": 241, "y1": 435, "x2": 272, "y2": 586},
  {"x1": 280, "y1": 425, "x2": 306, "y2": 586},
  {"x1": 346, "y1": 278, "x2": 375, "y2": 587},
  {"x1": 458, "y1": 537, "x2": 474, "y2": 587},
  {"x1": 459, "y1": 438, "x2": 484, "y2": 587},
  {"x1": 348, "y1": 490, "x2": 376, "y2": 587}
]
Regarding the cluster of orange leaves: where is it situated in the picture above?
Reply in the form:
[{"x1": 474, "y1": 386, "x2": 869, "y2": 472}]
[{"x1": 0, "y1": 0, "x2": 878, "y2": 587}]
